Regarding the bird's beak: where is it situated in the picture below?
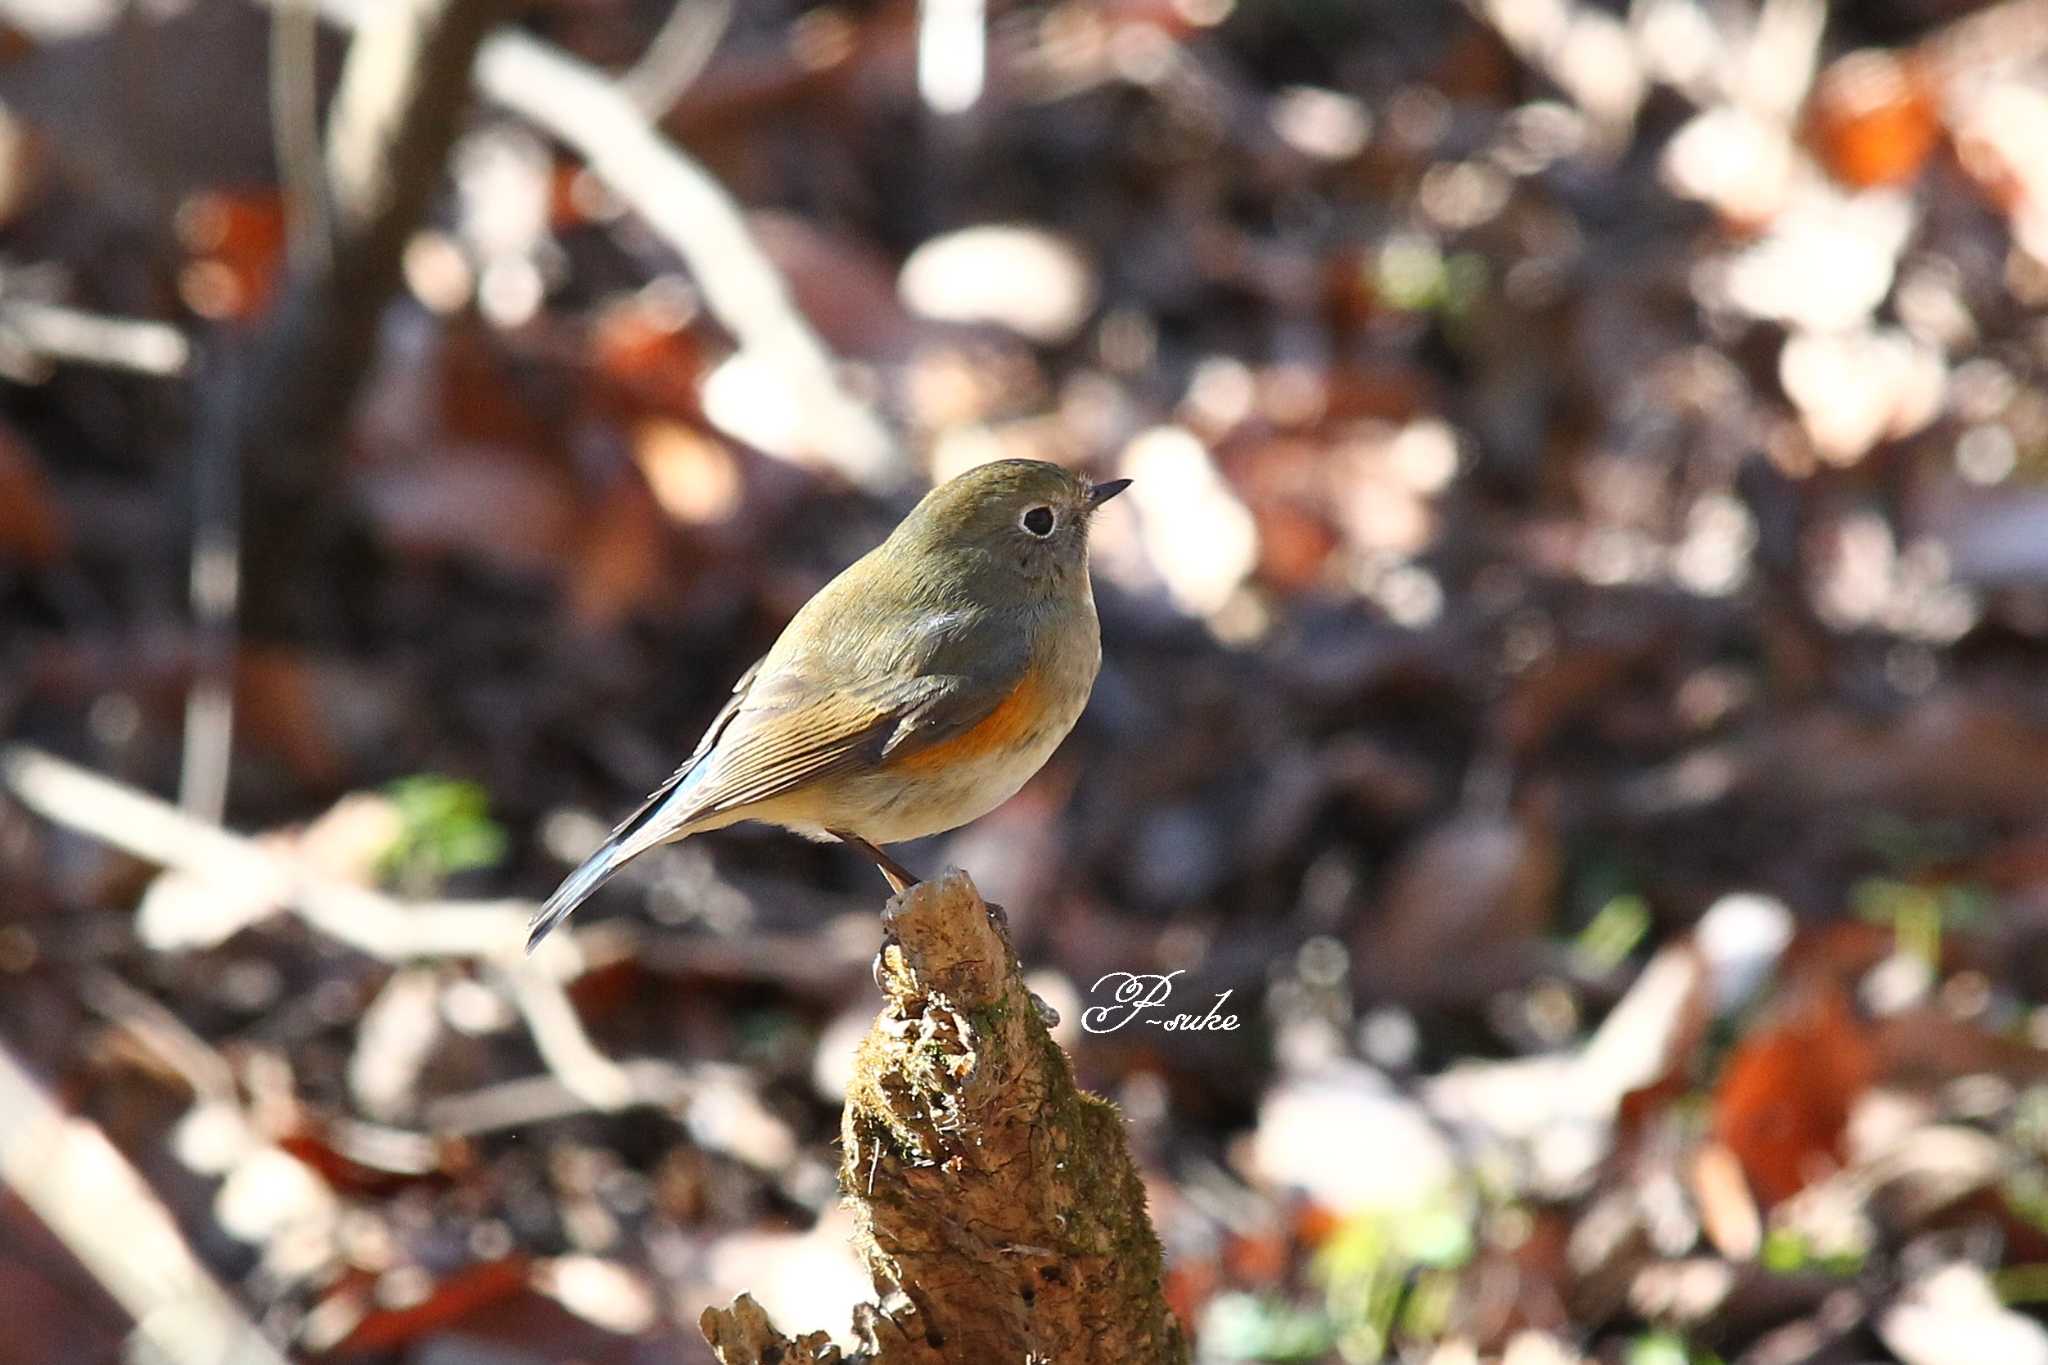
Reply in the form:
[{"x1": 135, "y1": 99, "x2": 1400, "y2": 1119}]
[{"x1": 1087, "y1": 478, "x2": 1132, "y2": 508}]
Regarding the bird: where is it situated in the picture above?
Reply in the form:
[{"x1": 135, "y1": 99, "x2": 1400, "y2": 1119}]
[{"x1": 527, "y1": 459, "x2": 1130, "y2": 951}]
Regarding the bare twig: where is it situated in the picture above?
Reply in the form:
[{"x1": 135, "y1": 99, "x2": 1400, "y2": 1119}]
[
  {"x1": 495, "y1": 958, "x2": 634, "y2": 1110},
  {"x1": 621, "y1": 0, "x2": 734, "y2": 118},
  {"x1": 270, "y1": 0, "x2": 331, "y2": 270},
  {"x1": 1, "y1": 745, "x2": 638, "y2": 1112},
  {"x1": 474, "y1": 30, "x2": 901, "y2": 486},
  {"x1": 426, "y1": 1057, "x2": 697, "y2": 1135},
  {"x1": 0, "y1": 298, "x2": 191, "y2": 377},
  {"x1": 177, "y1": 351, "x2": 240, "y2": 825},
  {"x1": 77, "y1": 968, "x2": 238, "y2": 1106},
  {"x1": 3, "y1": 747, "x2": 544, "y2": 964},
  {"x1": 260, "y1": 0, "x2": 903, "y2": 489},
  {"x1": 184, "y1": 0, "x2": 509, "y2": 819},
  {"x1": 0, "y1": 1039, "x2": 292, "y2": 1365}
]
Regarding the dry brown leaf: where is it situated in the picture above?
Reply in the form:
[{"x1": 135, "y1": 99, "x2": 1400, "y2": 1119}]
[
  {"x1": 1360, "y1": 793, "x2": 1561, "y2": 1004},
  {"x1": 567, "y1": 472, "x2": 670, "y2": 630},
  {"x1": 0, "y1": 423, "x2": 67, "y2": 565},
  {"x1": 356, "y1": 445, "x2": 577, "y2": 573},
  {"x1": 332, "y1": 1257, "x2": 533, "y2": 1353}
]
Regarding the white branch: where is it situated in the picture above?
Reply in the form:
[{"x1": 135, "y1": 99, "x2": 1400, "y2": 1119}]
[
  {"x1": 1, "y1": 745, "x2": 636, "y2": 1112},
  {"x1": 255, "y1": 0, "x2": 902, "y2": 488},
  {"x1": 473, "y1": 29, "x2": 900, "y2": 486},
  {"x1": 0, "y1": 1040, "x2": 291, "y2": 1365},
  {"x1": 0, "y1": 299, "x2": 191, "y2": 376}
]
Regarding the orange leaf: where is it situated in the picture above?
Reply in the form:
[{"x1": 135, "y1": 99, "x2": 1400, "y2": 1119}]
[
  {"x1": 1712, "y1": 983, "x2": 1876, "y2": 1208},
  {"x1": 1807, "y1": 50, "x2": 1940, "y2": 190},
  {"x1": 331, "y1": 1258, "x2": 532, "y2": 1354},
  {"x1": 175, "y1": 190, "x2": 286, "y2": 321},
  {"x1": 589, "y1": 296, "x2": 705, "y2": 417},
  {"x1": 1220, "y1": 1221, "x2": 1291, "y2": 1286}
]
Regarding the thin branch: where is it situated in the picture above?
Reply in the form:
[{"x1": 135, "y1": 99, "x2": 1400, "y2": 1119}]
[
  {"x1": 178, "y1": 350, "x2": 240, "y2": 824},
  {"x1": 270, "y1": 0, "x2": 332, "y2": 271},
  {"x1": 621, "y1": 0, "x2": 734, "y2": 119},
  {"x1": 496, "y1": 958, "x2": 634, "y2": 1110},
  {"x1": 0, "y1": 745, "x2": 639, "y2": 1112},
  {"x1": 426, "y1": 1057, "x2": 697, "y2": 1135},
  {"x1": 0, "y1": 298, "x2": 191, "y2": 377},
  {"x1": 0, "y1": 1039, "x2": 292, "y2": 1365},
  {"x1": 473, "y1": 29, "x2": 900, "y2": 487},
  {"x1": 77, "y1": 968, "x2": 239, "y2": 1106},
  {"x1": 259, "y1": 0, "x2": 903, "y2": 489}
]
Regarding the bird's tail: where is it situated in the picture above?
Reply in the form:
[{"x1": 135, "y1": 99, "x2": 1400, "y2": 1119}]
[
  {"x1": 526, "y1": 836, "x2": 636, "y2": 952},
  {"x1": 529, "y1": 749, "x2": 717, "y2": 951}
]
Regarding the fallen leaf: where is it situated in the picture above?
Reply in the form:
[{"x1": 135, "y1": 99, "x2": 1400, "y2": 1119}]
[
  {"x1": 588, "y1": 290, "x2": 705, "y2": 416},
  {"x1": 567, "y1": 471, "x2": 670, "y2": 630},
  {"x1": 1689, "y1": 1141, "x2": 1761, "y2": 1260},
  {"x1": 355, "y1": 444, "x2": 577, "y2": 573},
  {"x1": 1712, "y1": 982, "x2": 1876, "y2": 1208},
  {"x1": 1807, "y1": 50, "x2": 1940, "y2": 190},
  {"x1": 174, "y1": 188, "x2": 285, "y2": 321},
  {"x1": 1881, "y1": 1261, "x2": 2048, "y2": 1365},
  {"x1": 752, "y1": 212, "x2": 915, "y2": 361},
  {"x1": 1249, "y1": 1062, "x2": 1459, "y2": 1214},
  {"x1": 632, "y1": 418, "x2": 743, "y2": 526},
  {"x1": 532, "y1": 1255, "x2": 658, "y2": 1336},
  {"x1": 0, "y1": 423, "x2": 67, "y2": 565},
  {"x1": 1360, "y1": 795, "x2": 1560, "y2": 1005},
  {"x1": 333, "y1": 1257, "x2": 532, "y2": 1353}
]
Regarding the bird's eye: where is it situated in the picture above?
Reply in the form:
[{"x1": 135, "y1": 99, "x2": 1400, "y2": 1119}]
[{"x1": 1021, "y1": 506, "x2": 1056, "y2": 537}]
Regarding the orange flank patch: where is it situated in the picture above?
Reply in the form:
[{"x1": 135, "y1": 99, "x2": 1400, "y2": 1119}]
[{"x1": 890, "y1": 670, "x2": 1048, "y2": 774}]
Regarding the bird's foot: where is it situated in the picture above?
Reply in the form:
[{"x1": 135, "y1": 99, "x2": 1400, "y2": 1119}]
[{"x1": 872, "y1": 900, "x2": 902, "y2": 993}]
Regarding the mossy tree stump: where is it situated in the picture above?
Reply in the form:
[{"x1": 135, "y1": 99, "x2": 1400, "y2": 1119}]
[{"x1": 701, "y1": 869, "x2": 1187, "y2": 1364}]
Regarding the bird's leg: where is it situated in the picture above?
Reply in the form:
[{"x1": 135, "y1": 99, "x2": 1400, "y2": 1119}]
[
  {"x1": 830, "y1": 830, "x2": 920, "y2": 894},
  {"x1": 831, "y1": 830, "x2": 920, "y2": 994}
]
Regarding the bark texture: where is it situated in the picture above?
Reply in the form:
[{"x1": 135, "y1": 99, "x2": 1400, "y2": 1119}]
[
  {"x1": 234, "y1": 0, "x2": 516, "y2": 638},
  {"x1": 701, "y1": 869, "x2": 1187, "y2": 1365}
]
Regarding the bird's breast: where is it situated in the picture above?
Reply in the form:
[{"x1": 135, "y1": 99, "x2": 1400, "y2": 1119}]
[{"x1": 820, "y1": 629, "x2": 1096, "y2": 845}]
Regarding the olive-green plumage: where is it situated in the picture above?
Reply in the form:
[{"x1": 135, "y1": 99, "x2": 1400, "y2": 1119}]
[{"x1": 529, "y1": 459, "x2": 1128, "y2": 949}]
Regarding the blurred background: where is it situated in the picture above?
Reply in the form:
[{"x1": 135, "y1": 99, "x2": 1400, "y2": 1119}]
[{"x1": 7, "y1": 0, "x2": 2048, "y2": 1360}]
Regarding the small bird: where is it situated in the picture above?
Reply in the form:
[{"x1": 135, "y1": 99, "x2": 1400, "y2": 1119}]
[{"x1": 528, "y1": 459, "x2": 1130, "y2": 951}]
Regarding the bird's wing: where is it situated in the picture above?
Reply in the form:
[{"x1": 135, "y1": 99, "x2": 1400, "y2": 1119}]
[
  {"x1": 527, "y1": 624, "x2": 1029, "y2": 951},
  {"x1": 600, "y1": 653, "x2": 767, "y2": 845},
  {"x1": 670, "y1": 639, "x2": 1031, "y2": 822}
]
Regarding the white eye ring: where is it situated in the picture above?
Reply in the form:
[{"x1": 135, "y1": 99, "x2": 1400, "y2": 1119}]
[{"x1": 1021, "y1": 505, "x2": 1056, "y2": 537}]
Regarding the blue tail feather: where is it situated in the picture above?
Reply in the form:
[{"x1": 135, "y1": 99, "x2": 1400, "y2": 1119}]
[
  {"x1": 527, "y1": 762, "x2": 710, "y2": 951},
  {"x1": 525, "y1": 836, "x2": 637, "y2": 952}
]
